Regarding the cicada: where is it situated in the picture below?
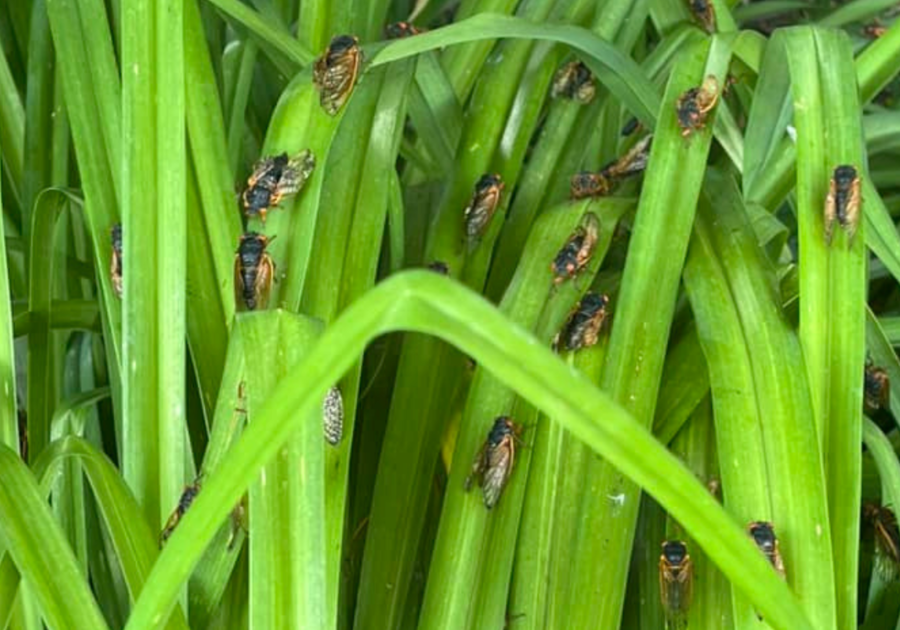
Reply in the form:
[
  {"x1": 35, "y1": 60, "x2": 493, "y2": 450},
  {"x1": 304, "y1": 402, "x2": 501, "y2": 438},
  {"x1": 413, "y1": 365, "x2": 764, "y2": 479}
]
[
  {"x1": 110, "y1": 223, "x2": 123, "y2": 298},
  {"x1": 570, "y1": 172, "x2": 613, "y2": 200},
  {"x1": 687, "y1": 0, "x2": 717, "y2": 32},
  {"x1": 554, "y1": 293, "x2": 609, "y2": 351},
  {"x1": 748, "y1": 521, "x2": 786, "y2": 578},
  {"x1": 323, "y1": 385, "x2": 344, "y2": 446},
  {"x1": 160, "y1": 479, "x2": 201, "y2": 546},
  {"x1": 864, "y1": 359, "x2": 890, "y2": 416},
  {"x1": 863, "y1": 21, "x2": 887, "y2": 38},
  {"x1": 427, "y1": 260, "x2": 450, "y2": 275},
  {"x1": 551, "y1": 60, "x2": 596, "y2": 104},
  {"x1": 659, "y1": 540, "x2": 693, "y2": 628},
  {"x1": 464, "y1": 174, "x2": 504, "y2": 240},
  {"x1": 234, "y1": 232, "x2": 275, "y2": 311},
  {"x1": 621, "y1": 116, "x2": 642, "y2": 137},
  {"x1": 676, "y1": 75, "x2": 720, "y2": 137},
  {"x1": 864, "y1": 502, "x2": 900, "y2": 579},
  {"x1": 242, "y1": 151, "x2": 316, "y2": 223},
  {"x1": 570, "y1": 136, "x2": 652, "y2": 199},
  {"x1": 824, "y1": 164, "x2": 861, "y2": 246},
  {"x1": 313, "y1": 35, "x2": 362, "y2": 116},
  {"x1": 385, "y1": 21, "x2": 422, "y2": 38},
  {"x1": 464, "y1": 416, "x2": 522, "y2": 509},
  {"x1": 551, "y1": 212, "x2": 600, "y2": 283}
]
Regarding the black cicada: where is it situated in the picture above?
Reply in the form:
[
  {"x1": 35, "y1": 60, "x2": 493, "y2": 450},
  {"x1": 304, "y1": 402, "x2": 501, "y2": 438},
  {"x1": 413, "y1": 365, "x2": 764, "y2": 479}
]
[
  {"x1": 748, "y1": 521, "x2": 786, "y2": 579},
  {"x1": 551, "y1": 60, "x2": 596, "y2": 104},
  {"x1": 659, "y1": 540, "x2": 693, "y2": 628},
  {"x1": 570, "y1": 136, "x2": 652, "y2": 199},
  {"x1": 242, "y1": 151, "x2": 316, "y2": 223},
  {"x1": 160, "y1": 479, "x2": 201, "y2": 546},
  {"x1": 464, "y1": 416, "x2": 522, "y2": 509},
  {"x1": 554, "y1": 293, "x2": 609, "y2": 351},
  {"x1": 464, "y1": 174, "x2": 504, "y2": 241},
  {"x1": 676, "y1": 76, "x2": 720, "y2": 137},
  {"x1": 824, "y1": 164, "x2": 861, "y2": 246},
  {"x1": 687, "y1": 0, "x2": 717, "y2": 32},
  {"x1": 551, "y1": 212, "x2": 600, "y2": 284},
  {"x1": 234, "y1": 232, "x2": 275, "y2": 311},
  {"x1": 864, "y1": 359, "x2": 890, "y2": 416},
  {"x1": 313, "y1": 35, "x2": 362, "y2": 116},
  {"x1": 111, "y1": 223, "x2": 123, "y2": 299}
]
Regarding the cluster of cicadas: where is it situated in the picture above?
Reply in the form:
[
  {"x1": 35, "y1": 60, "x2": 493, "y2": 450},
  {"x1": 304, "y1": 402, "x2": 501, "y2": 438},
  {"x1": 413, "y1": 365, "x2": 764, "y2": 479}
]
[{"x1": 140, "y1": 35, "x2": 364, "y2": 548}]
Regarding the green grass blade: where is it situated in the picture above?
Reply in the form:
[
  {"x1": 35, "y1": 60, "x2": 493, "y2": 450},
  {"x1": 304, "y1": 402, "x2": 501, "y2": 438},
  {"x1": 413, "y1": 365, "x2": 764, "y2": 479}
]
[
  {"x1": 125, "y1": 271, "x2": 814, "y2": 630},
  {"x1": 702, "y1": 168, "x2": 837, "y2": 629},
  {"x1": 371, "y1": 14, "x2": 660, "y2": 127},
  {"x1": 0, "y1": 445, "x2": 109, "y2": 629},
  {"x1": 564, "y1": 36, "x2": 731, "y2": 629},
  {"x1": 0, "y1": 158, "x2": 17, "y2": 452},
  {"x1": 22, "y1": 0, "x2": 54, "y2": 233},
  {"x1": 121, "y1": 0, "x2": 187, "y2": 531},
  {"x1": 788, "y1": 28, "x2": 866, "y2": 629},
  {"x1": 0, "y1": 40, "x2": 25, "y2": 218},
  {"x1": 204, "y1": 0, "x2": 312, "y2": 68},
  {"x1": 239, "y1": 312, "x2": 326, "y2": 630}
]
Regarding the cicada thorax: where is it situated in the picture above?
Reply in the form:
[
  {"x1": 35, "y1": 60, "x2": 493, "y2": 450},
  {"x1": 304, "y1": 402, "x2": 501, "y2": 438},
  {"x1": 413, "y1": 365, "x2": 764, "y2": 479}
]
[
  {"x1": 313, "y1": 34, "x2": 362, "y2": 116},
  {"x1": 864, "y1": 359, "x2": 890, "y2": 415},
  {"x1": 160, "y1": 480, "x2": 201, "y2": 546},
  {"x1": 824, "y1": 164, "x2": 861, "y2": 245},
  {"x1": 551, "y1": 60, "x2": 596, "y2": 104},
  {"x1": 323, "y1": 385, "x2": 344, "y2": 446},
  {"x1": 110, "y1": 223, "x2": 123, "y2": 298},
  {"x1": 659, "y1": 540, "x2": 693, "y2": 626},
  {"x1": 551, "y1": 212, "x2": 600, "y2": 283},
  {"x1": 864, "y1": 503, "x2": 900, "y2": 579},
  {"x1": 676, "y1": 75, "x2": 720, "y2": 137},
  {"x1": 688, "y1": 0, "x2": 717, "y2": 32},
  {"x1": 556, "y1": 293, "x2": 610, "y2": 351},
  {"x1": 463, "y1": 173, "x2": 505, "y2": 241},
  {"x1": 570, "y1": 171, "x2": 612, "y2": 200},
  {"x1": 465, "y1": 416, "x2": 521, "y2": 509},
  {"x1": 748, "y1": 521, "x2": 786, "y2": 578},
  {"x1": 234, "y1": 232, "x2": 275, "y2": 311}
]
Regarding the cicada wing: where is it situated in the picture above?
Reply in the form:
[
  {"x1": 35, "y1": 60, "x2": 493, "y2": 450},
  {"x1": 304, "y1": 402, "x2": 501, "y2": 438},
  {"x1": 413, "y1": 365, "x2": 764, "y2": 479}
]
[
  {"x1": 253, "y1": 254, "x2": 275, "y2": 310},
  {"x1": 233, "y1": 254, "x2": 247, "y2": 309},
  {"x1": 824, "y1": 184, "x2": 838, "y2": 245},
  {"x1": 464, "y1": 442, "x2": 489, "y2": 493},
  {"x1": 482, "y1": 440, "x2": 514, "y2": 509}
]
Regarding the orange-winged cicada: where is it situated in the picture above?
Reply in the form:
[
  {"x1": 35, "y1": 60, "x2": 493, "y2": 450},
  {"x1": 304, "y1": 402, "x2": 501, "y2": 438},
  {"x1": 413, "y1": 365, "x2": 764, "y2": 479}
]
[
  {"x1": 385, "y1": 21, "x2": 422, "y2": 38},
  {"x1": 242, "y1": 151, "x2": 316, "y2": 223},
  {"x1": 864, "y1": 358, "x2": 890, "y2": 416},
  {"x1": 551, "y1": 60, "x2": 596, "y2": 104},
  {"x1": 551, "y1": 212, "x2": 600, "y2": 283},
  {"x1": 864, "y1": 502, "x2": 900, "y2": 580},
  {"x1": 313, "y1": 35, "x2": 362, "y2": 116},
  {"x1": 234, "y1": 232, "x2": 275, "y2": 311},
  {"x1": 824, "y1": 164, "x2": 861, "y2": 246},
  {"x1": 676, "y1": 75, "x2": 720, "y2": 137},
  {"x1": 160, "y1": 479, "x2": 202, "y2": 546},
  {"x1": 748, "y1": 521, "x2": 786, "y2": 578},
  {"x1": 687, "y1": 0, "x2": 717, "y2": 32},
  {"x1": 659, "y1": 540, "x2": 693, "y2": 628},
  {"x1": 111, "y1": 223, "x2": 123, "y2": 298},
  {"x1": 464, "y1": 416, "x2": 522, "y2": 509},
  {"x1": 464, "y1": 174, "x2": 505, "y2": 241},
  {"x1": 323, "y1": 385, "x2": 344, "y2": 446},
  {"x1": 554, "y1": 293, "x2": 609, "y2": 352}
]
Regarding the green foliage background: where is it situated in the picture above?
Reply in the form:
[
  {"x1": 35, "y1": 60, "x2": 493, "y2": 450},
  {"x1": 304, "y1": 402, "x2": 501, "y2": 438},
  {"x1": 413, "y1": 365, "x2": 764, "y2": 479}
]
[{"x1": 1, "y1": 0, "x2": 900, "y2": 628}]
